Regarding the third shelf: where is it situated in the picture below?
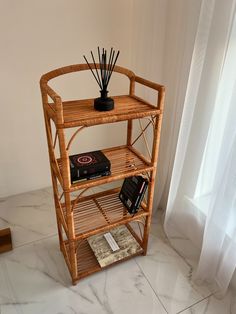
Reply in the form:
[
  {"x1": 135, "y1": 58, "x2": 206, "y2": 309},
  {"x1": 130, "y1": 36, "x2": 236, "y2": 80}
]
[{"x1": 60, "y1": 188, "x2": 149, "y2": 241}]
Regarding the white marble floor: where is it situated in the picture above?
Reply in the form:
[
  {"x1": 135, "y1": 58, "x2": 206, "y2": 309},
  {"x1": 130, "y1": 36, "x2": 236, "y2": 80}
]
[{"x1": 0, "y1": 187, "x2": 235, "y2": 314}]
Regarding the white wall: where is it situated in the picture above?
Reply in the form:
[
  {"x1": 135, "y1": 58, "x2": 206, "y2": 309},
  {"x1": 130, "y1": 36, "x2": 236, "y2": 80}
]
[
  {"x1": 0, "y1": 0, "x2": 182, "y2": 200},
  {"x1": 129, "y1": 0, "x2": 167, "y2": 80},
  {"x1": 0, "y1": 0, "x2": 133, "y2": 197}
]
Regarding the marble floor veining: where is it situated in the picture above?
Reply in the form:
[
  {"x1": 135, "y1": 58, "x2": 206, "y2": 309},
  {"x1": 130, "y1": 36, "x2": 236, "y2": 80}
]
[{"x1": 0, "y1": 187, "x2": 235, "y2": 314}]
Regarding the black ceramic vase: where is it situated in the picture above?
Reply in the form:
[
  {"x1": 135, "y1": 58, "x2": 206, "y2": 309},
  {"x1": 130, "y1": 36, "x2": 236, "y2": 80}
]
[{"x1": 94, "y1": 90, "x2": 114, "y2": 111}]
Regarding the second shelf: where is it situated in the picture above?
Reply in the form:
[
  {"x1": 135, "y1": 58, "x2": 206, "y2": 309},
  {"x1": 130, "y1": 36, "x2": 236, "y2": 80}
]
[{"x1": 56, "y1": 145, "x2": 153, "y2": 191}]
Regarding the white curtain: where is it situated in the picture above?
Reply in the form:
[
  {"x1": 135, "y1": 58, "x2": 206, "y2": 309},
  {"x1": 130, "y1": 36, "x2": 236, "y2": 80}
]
[{"x1": 164, "y1": 0, "x2": 236, "y2": 295}]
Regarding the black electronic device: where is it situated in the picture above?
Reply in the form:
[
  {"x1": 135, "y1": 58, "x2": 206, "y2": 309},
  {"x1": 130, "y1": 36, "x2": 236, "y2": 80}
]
[
  {"x1": 69, "y1": 150, "x2": 111, "y2": 183},
  {"x1": 119, "y1": 176, "x2": 148, "y2": 214}
]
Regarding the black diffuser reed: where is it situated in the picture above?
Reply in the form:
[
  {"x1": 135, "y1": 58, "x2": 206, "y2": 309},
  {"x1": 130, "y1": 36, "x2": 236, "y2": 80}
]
[{"x1": 83, "y1": 47, "x2": 120, "y2": 111}]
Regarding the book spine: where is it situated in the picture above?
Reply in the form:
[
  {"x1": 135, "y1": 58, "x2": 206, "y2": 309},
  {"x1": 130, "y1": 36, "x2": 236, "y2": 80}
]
[
  {"x1": 134, "y1": 181, "x2": 148, "y2": 211},
  {"x1": 87, "y1": 171, "x2": 111, "y2": 180}
]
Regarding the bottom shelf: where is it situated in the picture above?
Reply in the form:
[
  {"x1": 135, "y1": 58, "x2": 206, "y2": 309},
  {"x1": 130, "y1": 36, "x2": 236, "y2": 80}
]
[{"x1": 62, "y1": 224, "x2": 144, "y2": 283}]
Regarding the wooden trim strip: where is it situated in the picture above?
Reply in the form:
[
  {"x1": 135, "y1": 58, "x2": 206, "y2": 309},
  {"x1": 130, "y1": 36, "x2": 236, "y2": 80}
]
[{"x1": 135, "y1": 76, "x2": 165, "y2": 92}]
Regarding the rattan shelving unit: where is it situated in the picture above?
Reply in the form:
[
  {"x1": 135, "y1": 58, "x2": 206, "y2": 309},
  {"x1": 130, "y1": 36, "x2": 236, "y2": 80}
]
[{"x1": 40, "y1": 64, "x2": 165, "y2": 285}]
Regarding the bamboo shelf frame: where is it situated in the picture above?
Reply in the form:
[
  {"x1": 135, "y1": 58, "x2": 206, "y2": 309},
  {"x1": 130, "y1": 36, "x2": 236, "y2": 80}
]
[{"x1": 40, "y1": 63, "x2": 165, "y2": 284}]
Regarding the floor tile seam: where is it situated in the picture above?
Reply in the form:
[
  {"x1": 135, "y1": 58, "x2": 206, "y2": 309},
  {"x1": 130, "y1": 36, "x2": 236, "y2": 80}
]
[
  {"x1": 149, "y1": 230, "x2": 198, "y2": 285},
  {"x1": 175, "y1": 293, "x2": 214, "y2": 314},
  {"x1": 11, "y1": 233, "x2": 58, "y2": 250},
  {"x1": 2, "y1": 259, "x2": 24, "y2": 314},
  {"x1": 140, "y1": 231, "x2": 215, "y2": 314},
  {"x1": 150, "y1": 226, "x2": 196, "y2": 271},
  {"x1": 135, "y1": 254, "x2": 212, "y2": 314},
  {"x1": 134, "y1": 257, "x2": 169, "y2": 313},
  {"x1": 152, "y1": 220, "x2": 202, "y2": 271},
  {"x1": 153, "y1": 233, "x2": 216, "y2": 301},
  {"x1": 149, "y1": 229, "x2": 168, "y2": 240}
]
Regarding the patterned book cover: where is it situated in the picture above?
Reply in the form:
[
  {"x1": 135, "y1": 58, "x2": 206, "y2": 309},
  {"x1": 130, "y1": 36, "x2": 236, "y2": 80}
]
[{"x1": 87, "y1": 225, "x2": 143, "y2": 268}]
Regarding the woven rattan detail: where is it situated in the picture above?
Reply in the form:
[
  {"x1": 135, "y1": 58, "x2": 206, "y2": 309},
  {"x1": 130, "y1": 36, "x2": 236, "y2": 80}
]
[
  {"x1": 47, "y1": 95, "x2": 160, "y2": 128},
  {"x1": 62, "y1": 189, "x2": 148, "y2": 239}
]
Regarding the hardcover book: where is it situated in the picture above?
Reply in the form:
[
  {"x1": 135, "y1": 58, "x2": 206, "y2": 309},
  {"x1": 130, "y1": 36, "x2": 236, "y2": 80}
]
[
  {"x1": 87, "y1": 225, "x2": 142, "y2": 268},
  {"x1": 69, "y1": 150, "x2": 110, "y2": 182},
  {"x1": 119, "y1": 176, "x2": 148, "y2": 214}
]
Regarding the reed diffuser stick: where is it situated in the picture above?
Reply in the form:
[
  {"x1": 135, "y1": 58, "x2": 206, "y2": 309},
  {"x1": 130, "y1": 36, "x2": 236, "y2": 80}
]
[{"x1": 83, "y1": 47, "x2": 120, "y2": 111}]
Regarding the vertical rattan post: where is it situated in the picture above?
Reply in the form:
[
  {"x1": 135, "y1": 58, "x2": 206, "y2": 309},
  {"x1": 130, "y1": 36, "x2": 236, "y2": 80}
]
[
  {"x1": 54, "y1": 97, "x2": 78, "y2": 283},
  {"x1": 46, "y1": 118, "x2": 64, "y2": 250},
  {"x1": 127, "y1": 76, "x2": 135, "y2": 146},
  {"x1": 40, "y1": 85, "x2": 65, "y2": 252},
  {"x1": 142, "y1": 87, "x2": 165, "y2": 255}
]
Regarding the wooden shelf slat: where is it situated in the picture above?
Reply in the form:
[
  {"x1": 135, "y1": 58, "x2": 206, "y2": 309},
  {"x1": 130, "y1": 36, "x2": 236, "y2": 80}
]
[{"x1": 47, "y1": 95, "x2": 160, "y2": 128}]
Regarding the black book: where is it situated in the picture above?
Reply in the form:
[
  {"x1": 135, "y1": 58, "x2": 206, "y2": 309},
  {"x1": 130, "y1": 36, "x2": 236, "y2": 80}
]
[
  {"x1": 69, "y1": 150, "x2": 111, "y2": 182},
  {"x1": 119, "y1": 176, "x2": 148, "y2": 214}
]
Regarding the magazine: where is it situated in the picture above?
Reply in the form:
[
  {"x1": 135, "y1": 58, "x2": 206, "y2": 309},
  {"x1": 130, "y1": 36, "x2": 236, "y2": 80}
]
[{"x1": 87, "y1": 225, "x2": 142, "y2": 268}]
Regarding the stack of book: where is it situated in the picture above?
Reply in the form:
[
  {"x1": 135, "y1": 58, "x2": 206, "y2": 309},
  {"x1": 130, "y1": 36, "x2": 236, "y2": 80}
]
[
  {"x1": 70, "y1": 150, "x2": 111, "y2": 182},
  {"x1": 87, "y1": 225, "x2": 143, "y2": 268}
]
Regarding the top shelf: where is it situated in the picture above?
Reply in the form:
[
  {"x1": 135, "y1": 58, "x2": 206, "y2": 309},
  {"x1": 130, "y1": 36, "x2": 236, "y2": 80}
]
[{"x1": 46, "y1": 95, "x2": 161, "y2": 128}]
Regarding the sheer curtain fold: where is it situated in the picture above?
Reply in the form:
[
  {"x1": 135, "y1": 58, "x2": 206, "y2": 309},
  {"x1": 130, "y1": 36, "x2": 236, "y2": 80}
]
[{"x1": 164, "y1": 0, "x2": 236, "y2": 294}]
